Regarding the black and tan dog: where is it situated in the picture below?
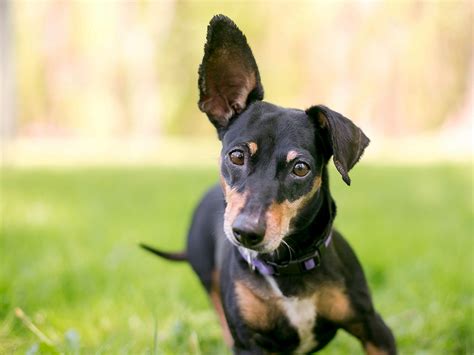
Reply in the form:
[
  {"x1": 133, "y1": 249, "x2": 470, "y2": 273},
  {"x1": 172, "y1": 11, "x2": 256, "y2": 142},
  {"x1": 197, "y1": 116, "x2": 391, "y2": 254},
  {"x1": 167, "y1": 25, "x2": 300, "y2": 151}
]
[{"x1": 141, "y1": 15, "x2": 396, "y2": 354}]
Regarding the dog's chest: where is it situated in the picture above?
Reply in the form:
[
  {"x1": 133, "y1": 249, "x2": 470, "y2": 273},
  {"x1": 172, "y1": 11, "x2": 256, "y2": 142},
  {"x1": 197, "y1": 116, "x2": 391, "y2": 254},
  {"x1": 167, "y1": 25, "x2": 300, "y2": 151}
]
[
  {"x1": 279, "y1": 294, "x2": 318, "y2": 353},
  {"x1": 234, "y1": 275, "x2": 319, "y2": 353},
  {"x1": 266, "y1": 276, "x2": 318, "y2": 353}
]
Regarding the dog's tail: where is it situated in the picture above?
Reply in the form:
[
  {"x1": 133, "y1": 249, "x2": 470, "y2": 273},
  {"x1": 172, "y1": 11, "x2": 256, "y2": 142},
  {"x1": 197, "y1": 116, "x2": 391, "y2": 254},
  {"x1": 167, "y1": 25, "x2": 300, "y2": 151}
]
[{"x1": 139, "y1": 243, "x2": 188, "y2": 261}]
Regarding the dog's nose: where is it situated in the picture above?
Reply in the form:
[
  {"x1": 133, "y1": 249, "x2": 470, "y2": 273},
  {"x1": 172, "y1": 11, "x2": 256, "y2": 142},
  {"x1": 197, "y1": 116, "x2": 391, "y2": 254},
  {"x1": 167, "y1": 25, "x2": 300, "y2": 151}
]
[{"x1": 232, "y1": 215, "x2": 265, "y2": 248}]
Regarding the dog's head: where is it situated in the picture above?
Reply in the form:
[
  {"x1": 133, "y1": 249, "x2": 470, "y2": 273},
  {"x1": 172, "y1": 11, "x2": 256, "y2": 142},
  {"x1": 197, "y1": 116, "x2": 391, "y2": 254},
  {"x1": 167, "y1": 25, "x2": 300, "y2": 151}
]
[{"x1": 198, "y1": 15, "x2": 369, "y2": 254}]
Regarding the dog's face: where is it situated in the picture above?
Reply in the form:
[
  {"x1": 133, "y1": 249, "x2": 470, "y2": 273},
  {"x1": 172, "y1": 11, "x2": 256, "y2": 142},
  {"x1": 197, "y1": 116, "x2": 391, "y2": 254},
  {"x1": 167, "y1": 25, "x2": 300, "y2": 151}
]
[
  {"x1": 198, "y1": 15, "x2": 369, "y2": 253},
  {"x1": 219, "y1": 103, "x2": 325, "y2": 253}
]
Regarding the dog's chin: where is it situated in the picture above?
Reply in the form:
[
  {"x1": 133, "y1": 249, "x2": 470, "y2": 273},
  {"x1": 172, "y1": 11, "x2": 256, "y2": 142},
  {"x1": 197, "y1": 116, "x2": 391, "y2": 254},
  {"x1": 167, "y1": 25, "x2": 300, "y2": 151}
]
[
  {"x1": 250, "y1": 242, "x2": 281, "y2": 255},
  {"x1": 242, "y1": 244, "x2": 271, "y2": 254},
  {"x1": 223, "y1": 231, "x2": 281, "y2": 254}
]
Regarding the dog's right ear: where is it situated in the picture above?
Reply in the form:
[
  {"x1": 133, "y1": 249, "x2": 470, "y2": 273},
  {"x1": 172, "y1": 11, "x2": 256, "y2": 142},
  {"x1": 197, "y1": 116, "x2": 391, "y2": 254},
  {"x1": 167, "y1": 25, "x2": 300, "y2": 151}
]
[{"x1": 198, "y1": 15, "x2": 264, "y2": 137}]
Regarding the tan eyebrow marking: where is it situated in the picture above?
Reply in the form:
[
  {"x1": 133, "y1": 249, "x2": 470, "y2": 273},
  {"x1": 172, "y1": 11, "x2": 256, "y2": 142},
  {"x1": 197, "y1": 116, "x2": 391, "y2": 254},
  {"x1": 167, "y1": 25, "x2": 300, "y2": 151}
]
[
  {"x1": 286, "y1": 150, "x2": 299, "y2": 163},
  {"x1": 247, "y1": 142, "x2": 258, "y2": 156}
]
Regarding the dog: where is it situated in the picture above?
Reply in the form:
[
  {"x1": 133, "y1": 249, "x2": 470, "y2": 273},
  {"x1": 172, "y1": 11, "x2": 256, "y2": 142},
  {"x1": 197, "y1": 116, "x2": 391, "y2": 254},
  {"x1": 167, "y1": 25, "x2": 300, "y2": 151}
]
[{"x1": 141, "y1": 14, "x2": 396, "y2": 354}]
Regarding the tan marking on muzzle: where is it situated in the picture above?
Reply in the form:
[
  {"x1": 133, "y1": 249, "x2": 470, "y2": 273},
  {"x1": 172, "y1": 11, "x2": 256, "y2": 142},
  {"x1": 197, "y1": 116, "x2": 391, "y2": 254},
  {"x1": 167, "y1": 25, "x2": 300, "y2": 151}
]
[
  {"x1": 219, "y1": 173, "x2": 227, "y2": 194},
  {"x1": 264, "y1": 176, "x2": 322, "y2": 250},
  {"x1": 221, "y1": 175, "x2": 248, "y2": 239},
  {"x1": 247, "y1": 141, "x2": 258, "y2": 156}
]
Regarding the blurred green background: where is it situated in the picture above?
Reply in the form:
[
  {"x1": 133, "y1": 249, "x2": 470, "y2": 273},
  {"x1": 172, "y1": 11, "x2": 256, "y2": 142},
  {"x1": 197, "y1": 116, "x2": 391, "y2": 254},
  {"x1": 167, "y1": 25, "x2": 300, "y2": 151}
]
[
  {"x1": 1, "y1": 0, "x2": 473, "y2": 353},
  {"x1": 1, "y1": 165, "x2": 472, "y2": 353}
]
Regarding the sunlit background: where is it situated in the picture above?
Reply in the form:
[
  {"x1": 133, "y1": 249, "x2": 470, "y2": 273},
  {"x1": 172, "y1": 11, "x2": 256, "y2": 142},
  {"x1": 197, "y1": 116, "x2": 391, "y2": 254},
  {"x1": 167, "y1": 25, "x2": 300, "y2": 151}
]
[
  {"x1": 2, "y1": 0, "x2": 472, "y2": 164},
  {"x1": 1, "y1": 1, "x2": 472, "y2": 353}
]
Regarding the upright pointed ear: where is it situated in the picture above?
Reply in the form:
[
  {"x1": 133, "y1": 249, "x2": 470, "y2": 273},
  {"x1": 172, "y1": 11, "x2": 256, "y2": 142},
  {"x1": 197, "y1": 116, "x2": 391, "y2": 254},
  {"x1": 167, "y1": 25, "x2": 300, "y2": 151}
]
[
  {"x1": 306, "y1": 105, "x2": 370, "y2": 185},
  {"x1": 198, "y1": 15, "x2": 264, "y2": 136}
]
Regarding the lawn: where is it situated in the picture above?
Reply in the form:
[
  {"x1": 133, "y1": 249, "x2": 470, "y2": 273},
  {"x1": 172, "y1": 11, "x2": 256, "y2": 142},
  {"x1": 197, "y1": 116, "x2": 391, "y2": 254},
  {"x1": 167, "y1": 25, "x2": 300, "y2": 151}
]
[{"x1": 1, "y1": 164, "x2": 472, "y2": 354}]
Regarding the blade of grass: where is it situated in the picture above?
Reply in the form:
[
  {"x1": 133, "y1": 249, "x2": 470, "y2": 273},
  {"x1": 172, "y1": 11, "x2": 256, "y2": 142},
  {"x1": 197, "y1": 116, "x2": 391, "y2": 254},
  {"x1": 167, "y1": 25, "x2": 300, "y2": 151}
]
[
  {"x1": 15, "y1": 308, "x2": 54, "y2": 346},
  {"x1": 153, "y1": 314, "x2": 158, "y2": 355}
]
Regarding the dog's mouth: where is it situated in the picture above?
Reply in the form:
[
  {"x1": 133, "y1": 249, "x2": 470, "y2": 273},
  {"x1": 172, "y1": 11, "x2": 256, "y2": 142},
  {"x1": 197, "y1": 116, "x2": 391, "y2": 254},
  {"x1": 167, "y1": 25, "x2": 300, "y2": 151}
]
[{"x1": 224, "y1": 231, "x2": 295, "y2": 264}]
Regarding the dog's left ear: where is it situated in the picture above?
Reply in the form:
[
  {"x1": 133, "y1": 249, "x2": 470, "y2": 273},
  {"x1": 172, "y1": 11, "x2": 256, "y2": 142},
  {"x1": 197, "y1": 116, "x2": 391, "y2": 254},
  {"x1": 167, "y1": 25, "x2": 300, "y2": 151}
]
[
  {"x1": 306, "y1": 105, "x2": 370, "y2": 185},
  {"x1": 198, "y1": 15, "x2": 264, "y2": 137}
]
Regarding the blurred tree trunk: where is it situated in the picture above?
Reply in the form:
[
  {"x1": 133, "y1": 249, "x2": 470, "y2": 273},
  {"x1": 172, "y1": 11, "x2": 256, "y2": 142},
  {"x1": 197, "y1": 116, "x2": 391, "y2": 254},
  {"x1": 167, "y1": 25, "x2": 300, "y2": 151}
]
[{"x1": 0, "y1": 0, "x2": 15, "y2": 140}]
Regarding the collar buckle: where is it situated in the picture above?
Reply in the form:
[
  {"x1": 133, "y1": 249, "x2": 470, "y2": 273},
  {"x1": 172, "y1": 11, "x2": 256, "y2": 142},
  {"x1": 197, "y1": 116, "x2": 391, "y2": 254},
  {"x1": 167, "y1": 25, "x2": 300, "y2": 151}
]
[{"x1": 266, "y1": 248, "x2": 321, "y2": 276}]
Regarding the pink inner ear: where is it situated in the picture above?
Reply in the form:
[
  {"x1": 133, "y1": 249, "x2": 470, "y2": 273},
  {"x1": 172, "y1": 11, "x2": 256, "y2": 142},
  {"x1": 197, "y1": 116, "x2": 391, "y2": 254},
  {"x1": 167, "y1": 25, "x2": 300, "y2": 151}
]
[
  {"x1": 199, "y1": 95, "x2": 233, "y2": 127},
  {"x1": 198, "y1": 16, "x2": 264, "y2": 130},
  {"x1": 200, "y1": 70, "x2": 257, "y2": 126},
  {"x1": 231, "y1": 102, "x2": 244, "y2": 114}
]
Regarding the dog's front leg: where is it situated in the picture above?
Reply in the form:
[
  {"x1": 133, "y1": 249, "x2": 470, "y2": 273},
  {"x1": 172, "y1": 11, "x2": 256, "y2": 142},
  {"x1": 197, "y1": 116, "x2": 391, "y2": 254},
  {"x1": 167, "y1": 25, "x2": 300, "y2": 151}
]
[{"x1": 345, "y1": 312, "x2": 397, "y2": 355}]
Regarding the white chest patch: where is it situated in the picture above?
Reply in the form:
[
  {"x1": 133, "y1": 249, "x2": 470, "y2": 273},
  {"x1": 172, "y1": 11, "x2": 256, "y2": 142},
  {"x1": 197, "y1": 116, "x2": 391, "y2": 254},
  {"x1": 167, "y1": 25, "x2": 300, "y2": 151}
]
[
  {"x1": 265, "y1": 276, "x2": 318, "y2": 353},
  {"x1": 282, "y1": 297, "x2": 318, "y2": 353}
]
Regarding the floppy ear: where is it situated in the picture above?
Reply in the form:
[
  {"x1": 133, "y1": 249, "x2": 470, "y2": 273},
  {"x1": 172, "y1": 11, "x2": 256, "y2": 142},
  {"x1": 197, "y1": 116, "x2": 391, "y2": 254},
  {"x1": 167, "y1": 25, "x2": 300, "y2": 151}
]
[
  {"x1": 306, "y1": 105, "x2": 370, "y2": 185},
  {"x1": 198, "y1": 15, "x2": 264, "y2": 137}
]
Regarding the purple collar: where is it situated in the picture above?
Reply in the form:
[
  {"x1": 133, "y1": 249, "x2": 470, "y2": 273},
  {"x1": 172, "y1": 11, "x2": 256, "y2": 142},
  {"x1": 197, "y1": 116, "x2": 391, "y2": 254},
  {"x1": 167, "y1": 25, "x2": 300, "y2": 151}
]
[{"x1": 238, "y1": 230, "x2": 333, "y2": 276}]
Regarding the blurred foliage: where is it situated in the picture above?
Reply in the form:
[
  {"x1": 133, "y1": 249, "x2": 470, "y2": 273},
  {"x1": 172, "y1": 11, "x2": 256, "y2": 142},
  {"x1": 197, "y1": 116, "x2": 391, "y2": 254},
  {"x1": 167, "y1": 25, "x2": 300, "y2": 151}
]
[
  {"x1": 1, "y1": 164, "x2": 472, "y2": 352},
  {"x1": 11, "y1": 1, "x2": 473, "y2": 138}
]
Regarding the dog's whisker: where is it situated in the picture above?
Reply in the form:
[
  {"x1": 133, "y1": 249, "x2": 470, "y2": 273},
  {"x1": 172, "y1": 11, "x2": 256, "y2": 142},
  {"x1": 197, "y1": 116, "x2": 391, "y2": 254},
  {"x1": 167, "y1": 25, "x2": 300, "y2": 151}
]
[{"x1": 282, "y1": 240, "x2": 295, "y2": 262}]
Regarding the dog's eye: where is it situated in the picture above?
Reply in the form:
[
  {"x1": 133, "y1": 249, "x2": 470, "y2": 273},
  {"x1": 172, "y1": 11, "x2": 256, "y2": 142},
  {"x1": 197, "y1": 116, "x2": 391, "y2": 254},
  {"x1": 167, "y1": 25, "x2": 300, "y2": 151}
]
[
  {"x1": 229, "y1": 149, "x2": 245, "y2": 166},
  {"x1": 293, "y1": 162, "x2": 310, "y2": 177}
]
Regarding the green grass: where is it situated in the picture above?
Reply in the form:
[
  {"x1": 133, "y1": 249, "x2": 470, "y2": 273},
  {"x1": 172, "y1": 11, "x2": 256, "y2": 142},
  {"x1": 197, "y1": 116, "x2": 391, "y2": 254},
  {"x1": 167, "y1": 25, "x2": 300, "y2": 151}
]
[{"x1": 1, "y1": 164, "x2": 472, "y2": 354}]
